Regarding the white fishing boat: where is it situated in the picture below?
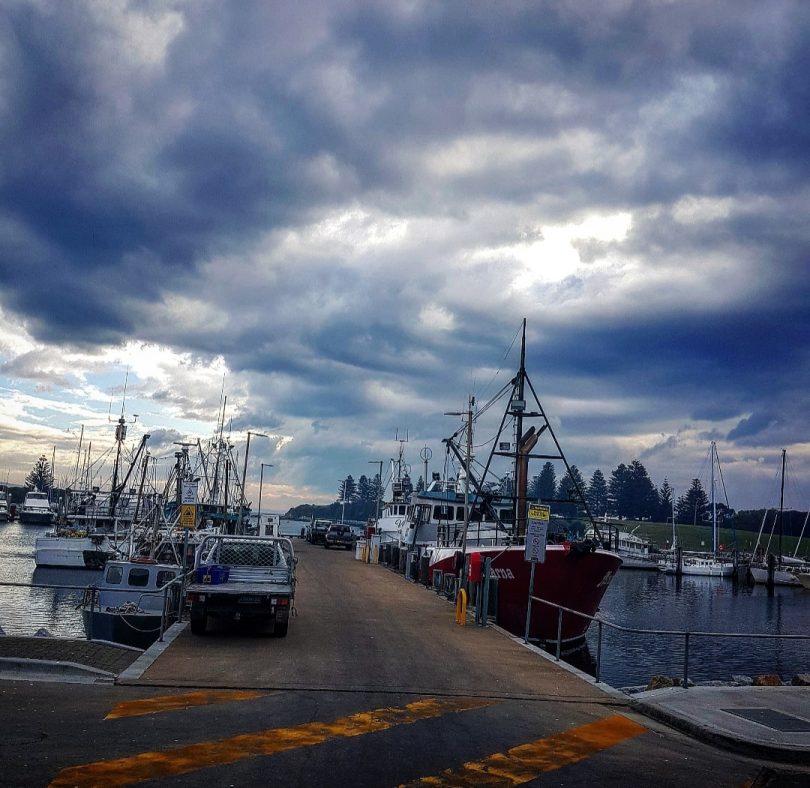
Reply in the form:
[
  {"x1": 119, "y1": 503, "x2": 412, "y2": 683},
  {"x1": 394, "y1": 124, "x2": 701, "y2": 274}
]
[
  {"x1": 80, "y1": 558, "x2": 181, "y2": 649},
  {"x1": 18, "y1": 490, "x2": 54, "y2": 525},
  {"x1": 797, "y1": 572, "x2": 810, "y2": 590},
  {"x1": 35, "y1": 530, "x2": 117, "y2": 569}
]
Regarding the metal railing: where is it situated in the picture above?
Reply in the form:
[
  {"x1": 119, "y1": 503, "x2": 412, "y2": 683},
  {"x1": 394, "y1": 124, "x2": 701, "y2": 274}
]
[{"x1": 525, "y1": 594, "x2": 810, "y2": 687}]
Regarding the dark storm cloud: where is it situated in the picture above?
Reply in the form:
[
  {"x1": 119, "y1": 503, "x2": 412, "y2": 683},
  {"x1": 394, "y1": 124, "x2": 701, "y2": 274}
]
[{"x1": 2, "y1": 1, "x2": 810, "y2": 506}]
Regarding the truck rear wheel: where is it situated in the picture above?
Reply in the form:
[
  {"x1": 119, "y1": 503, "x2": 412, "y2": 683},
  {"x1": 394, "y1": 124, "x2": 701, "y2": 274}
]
[{"x1": 275, "y1": 620, "x2": 289, "y2": 637}]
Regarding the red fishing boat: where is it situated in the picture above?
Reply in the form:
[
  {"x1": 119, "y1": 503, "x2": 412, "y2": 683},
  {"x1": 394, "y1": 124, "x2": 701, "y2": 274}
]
[{"x1": 406, "y1": 319, "x2": 621, "y2": 644}]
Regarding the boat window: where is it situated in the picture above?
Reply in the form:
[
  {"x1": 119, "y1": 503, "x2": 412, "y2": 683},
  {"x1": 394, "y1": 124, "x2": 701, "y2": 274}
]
[
  {"x1": 499, "y1": 509, "x2": 515, "y2": 524},
  {"x1": 156, "y1": 570, "x2": 176, "y2": 587},
  {"x1": 456, "y1": 507, "x2": 465, "y2": 521},
  {"x1": 433, "y1": 505, "x2": 452, "y2": 520},
  {"x1": 128, "y1": 567, "x2": 150, "y2": 587},
  {"x1": 105, "y1": 565, "x2": 123, "y2": 584},
  {"x1": 398, "y1": 506, "x2": 406, "y2": 515}
]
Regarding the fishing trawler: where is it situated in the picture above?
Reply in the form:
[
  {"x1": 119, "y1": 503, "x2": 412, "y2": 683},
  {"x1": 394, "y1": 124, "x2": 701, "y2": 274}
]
[{"x1": 386, "y1": 320, "x2": 622, "y2": 645}]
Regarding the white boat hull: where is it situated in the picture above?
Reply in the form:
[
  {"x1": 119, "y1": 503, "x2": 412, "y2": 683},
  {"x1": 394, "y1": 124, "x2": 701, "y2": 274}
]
[
  {"x1": 749, "y1": 565, "x2": 803, "y2": 587},
  {"x1": 35, "y1": 536, "x2": 115, "y2": 569},
  {"x1": 659, "y1": 555, "x2": 735, "y2": 577}
]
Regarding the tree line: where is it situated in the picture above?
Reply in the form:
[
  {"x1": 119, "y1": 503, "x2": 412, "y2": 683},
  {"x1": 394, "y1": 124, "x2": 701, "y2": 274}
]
[{"x1": 529, "y1": 459, "x2": 731, "y2": 525}]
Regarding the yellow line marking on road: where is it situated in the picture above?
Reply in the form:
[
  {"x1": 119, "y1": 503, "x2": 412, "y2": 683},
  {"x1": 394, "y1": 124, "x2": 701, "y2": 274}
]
[
  {"x1": 49, "y1": 697, "x2": 494, "y2": 787},
  {"x1": 402, "y1": 713, "x2": 647, "y2": 786},
  {"x1": 105, "y1": 690, "x2": 268, "y2": 720}
]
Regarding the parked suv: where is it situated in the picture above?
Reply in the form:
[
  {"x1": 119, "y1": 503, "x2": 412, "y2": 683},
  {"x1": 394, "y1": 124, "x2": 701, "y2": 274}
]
[
  {"x1": 324, "y1": 524, "x2": 356, "y2": 550},
  {"x1": 307, "y1": 520, "x2": 331, "y2": 545}
]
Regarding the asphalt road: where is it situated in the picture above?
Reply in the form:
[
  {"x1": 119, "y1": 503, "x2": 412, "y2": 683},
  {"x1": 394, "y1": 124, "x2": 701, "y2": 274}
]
[{"x1": 1, "y1": 541, "x2": 808, "y2": 787}]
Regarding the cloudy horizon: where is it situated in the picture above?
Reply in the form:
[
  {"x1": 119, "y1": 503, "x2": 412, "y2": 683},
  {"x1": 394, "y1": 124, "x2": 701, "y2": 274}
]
[{"x1": 1, "y1": 1, "x2": 809, "y2": 514}]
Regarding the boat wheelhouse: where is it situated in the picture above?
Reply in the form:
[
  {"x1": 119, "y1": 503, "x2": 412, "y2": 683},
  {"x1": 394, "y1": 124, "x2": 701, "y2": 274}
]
[
  {"x1": 18, "y1": 490, "x2": 54, "y2": 525},
  {"x1": 80, "y1": 558, "x2": 181, "y2": 649}
]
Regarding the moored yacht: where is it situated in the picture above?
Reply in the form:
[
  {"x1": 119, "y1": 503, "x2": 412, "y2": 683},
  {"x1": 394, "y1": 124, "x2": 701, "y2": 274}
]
[{"x1": 18, "y1": 490, "x2": 54, "y2": 525}]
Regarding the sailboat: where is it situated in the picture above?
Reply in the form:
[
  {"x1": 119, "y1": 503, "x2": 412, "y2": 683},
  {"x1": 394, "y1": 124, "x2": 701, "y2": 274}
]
[
  {"x1": 659, "y1": 442, "x2": 734, "y2": 577},
  {"x1": 408, "y1": 320, "x2": 622, "y2": 645},
  {"x1": 749, "y1": 449, "x2": 810, "y2": 587}
]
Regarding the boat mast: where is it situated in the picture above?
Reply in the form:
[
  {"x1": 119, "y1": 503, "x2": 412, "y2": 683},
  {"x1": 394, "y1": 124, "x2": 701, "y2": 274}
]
[
  {"x1": 513, "y1": 319, "x2": 527, "y2": 540},
  {"x1": 711, "y1": 441, "x2": 717, "y2": 554},
  {"x1": 778, "y1": 448, "x2": 786, "y2": 563}
]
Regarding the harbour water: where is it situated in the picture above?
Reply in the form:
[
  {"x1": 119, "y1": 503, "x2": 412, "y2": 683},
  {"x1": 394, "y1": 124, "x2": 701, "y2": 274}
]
[
  {"x1": 580, "y1": 569, "x2": 810, "y2": 688},
  {"x1": 1, "y1": 521, "x2": 807, "y2": 687}
]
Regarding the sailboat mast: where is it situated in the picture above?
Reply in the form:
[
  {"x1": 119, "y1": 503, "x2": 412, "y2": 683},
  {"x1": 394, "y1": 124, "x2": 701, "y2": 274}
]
[
  {"x1": 778, "y1": 448, "x2": 786, "y2": 563},
  {"x1": 711, "y1": 441, "x2": 717, "y2": 554}
]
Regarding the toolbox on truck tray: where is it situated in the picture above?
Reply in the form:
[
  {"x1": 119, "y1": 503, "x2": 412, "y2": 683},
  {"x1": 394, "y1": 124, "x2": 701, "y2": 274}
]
[{"x1": 195, "y1": 564, "x2": 230, "y2": 584}]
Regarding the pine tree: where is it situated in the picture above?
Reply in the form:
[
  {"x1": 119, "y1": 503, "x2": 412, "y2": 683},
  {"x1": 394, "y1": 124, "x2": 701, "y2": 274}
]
[
  {"x1": 586, "y1": 469, "x2": 608, "y2": 517},
  {"x1": 675, "y1": 479, "x2": 709, "y2": 525},
  {"x1": 627, "y1": 460, "x2": 659, "y2": 520},
  {"x1": 536, "y1": 462, "x2": 557, "y2": 501},
  {"x1": 25, "y1": 455, "x2": 53, "y2": 492},
  {"x1": 357, "y1": 475, "x2": 371, "y2": 504},
  {"x1": 556, "y1": 465, "x2": 586, "y2": 517},
  {"x1": 658, "y1": 478, "x2": 674, "y2": 522},
  {"x1": 608, "y1": 463, "x2": 631, "y2": 517},
  {"x1": 338, "y1": 475, "x2": 357, "y2": 503}
]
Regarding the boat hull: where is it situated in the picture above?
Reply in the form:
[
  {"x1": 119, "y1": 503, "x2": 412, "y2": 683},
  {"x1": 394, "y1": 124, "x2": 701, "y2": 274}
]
[
  {"x1": 749, "y1": 566, "x2": 802, "y2": 587},
  {"x1": 35, "y1": 536, "x2": 115, "y2": 569},
  {"x1": 18, "y1": 511, "x2": 54, "y2": 525},
  {"x1": 430, "y1": 544, "x2": 621, "y2": 644},
  {"x1": 81, "y1": 609, "x2": 167, "y2": 650}
]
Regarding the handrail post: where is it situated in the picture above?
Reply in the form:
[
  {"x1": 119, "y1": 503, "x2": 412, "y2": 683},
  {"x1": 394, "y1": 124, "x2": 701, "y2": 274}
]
[
  {"x1": 524, "y1": 561, "x2": 536, "y2": 643},
  {"x1": 683, "y1": 632, "x2": 690, "y2": 689},
  {"x1": 596, "y1": 620, "x2": 603, "y2": 683},
  {"x1": 176, "y1": 574, "x2": 185, "y2": 623},
  {"x1": 159, "y1": 585, "x2": 168, "y2": 642},
  {"x1": 555, "y1": 608, "x2": 563, "y2": 660}
]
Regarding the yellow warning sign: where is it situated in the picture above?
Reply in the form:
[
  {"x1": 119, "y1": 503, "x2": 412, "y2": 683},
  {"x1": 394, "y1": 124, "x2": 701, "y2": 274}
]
[
  {"x1": 179, "y1": 504, "x2": 197, "y2": 529},
  {"x1": 528, "y1": 504, "x2": 550, "y2": 522}
]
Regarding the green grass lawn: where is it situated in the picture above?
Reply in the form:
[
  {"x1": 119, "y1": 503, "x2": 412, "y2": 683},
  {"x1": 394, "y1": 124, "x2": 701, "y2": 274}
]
[{"x1": 610, "y1": 520, "x2": 809, "y2": 558}]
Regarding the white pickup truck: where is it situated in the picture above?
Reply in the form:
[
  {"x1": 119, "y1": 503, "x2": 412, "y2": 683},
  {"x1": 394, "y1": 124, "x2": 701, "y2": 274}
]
[{"x1": 185, "y1": 534, "x2": 296, "y2": 636}]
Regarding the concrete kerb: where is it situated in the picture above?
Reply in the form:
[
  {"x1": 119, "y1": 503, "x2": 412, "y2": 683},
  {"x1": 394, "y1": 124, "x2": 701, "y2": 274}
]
[
  {"x1": 0, "y1": 656, "x2": 114, "y2": 684},
  {"x1": 117, "y1": 621, "x2": 188, "y2": 683},
  {"x1": 630, "y1": 687, "x2": 810, "y2": 766}
]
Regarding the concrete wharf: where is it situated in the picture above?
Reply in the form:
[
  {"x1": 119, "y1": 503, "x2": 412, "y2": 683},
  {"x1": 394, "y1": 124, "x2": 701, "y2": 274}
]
[{"x1": 0, "y1": 540, "x2": 808, "y2": 786}]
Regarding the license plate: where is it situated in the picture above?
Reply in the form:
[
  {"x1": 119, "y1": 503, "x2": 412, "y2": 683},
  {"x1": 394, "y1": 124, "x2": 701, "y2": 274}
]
[{"x1": 238, "y1": 595, "x2": 262, "y2": 604}]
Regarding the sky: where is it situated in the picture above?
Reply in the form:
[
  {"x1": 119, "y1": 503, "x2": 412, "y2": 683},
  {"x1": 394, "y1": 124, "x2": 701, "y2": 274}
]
[{"x1": 1, "y1": 0, "x2": 809, "y2": 514}]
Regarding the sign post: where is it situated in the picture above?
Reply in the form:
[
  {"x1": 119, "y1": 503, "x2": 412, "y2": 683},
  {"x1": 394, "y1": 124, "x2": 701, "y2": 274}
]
[
  {"x1": 179, "y1": 481, "x2": 198, "y2": 530},
  {"x1": 523, "y1": 504, "x2": 550, "y2": 643}
]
